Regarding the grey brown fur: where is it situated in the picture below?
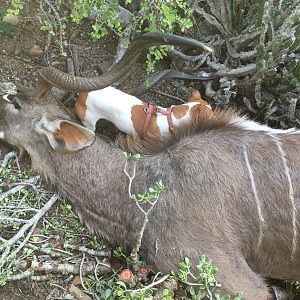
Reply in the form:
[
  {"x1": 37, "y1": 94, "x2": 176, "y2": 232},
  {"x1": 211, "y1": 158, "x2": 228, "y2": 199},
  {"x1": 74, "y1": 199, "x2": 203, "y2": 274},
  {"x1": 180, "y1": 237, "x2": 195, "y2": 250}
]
[{"x1": 0, "y1": 90, "x2": 299, "y2": 299}]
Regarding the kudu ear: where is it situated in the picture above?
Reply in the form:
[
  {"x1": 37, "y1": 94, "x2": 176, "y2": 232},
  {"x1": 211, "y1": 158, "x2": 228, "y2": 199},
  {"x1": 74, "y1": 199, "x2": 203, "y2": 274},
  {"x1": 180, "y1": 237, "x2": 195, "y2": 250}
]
[{"x1": 35, "y1": 115, "x2": 95, "y2": 153}]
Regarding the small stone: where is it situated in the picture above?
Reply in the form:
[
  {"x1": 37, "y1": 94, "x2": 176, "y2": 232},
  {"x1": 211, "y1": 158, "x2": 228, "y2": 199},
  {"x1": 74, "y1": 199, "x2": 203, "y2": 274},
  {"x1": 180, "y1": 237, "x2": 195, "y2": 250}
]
[
  {"x1": 161, "y1": 278, "x2": 177, "y2": 290},
  {"x1": 14, "y1": 43, "x2": 22, "y2": 55},
  {"x1": 29, "y1": 45, "x2": 43, "y2": 57},
  {"x1": 71, "y1": 275, "x2": 82, "y2": 286},
  {"x1": 69, "y1": 284, "x2": 93, "y2": 300},
  {"x1": 70, "y1": 30, "x2": 78, "y2": 41},
  {"x1": 3, "y1": 15, "x2": 19, "y2": 25},
  {"x1": 51, "y1": 60, "x2": 61, "y2": 67},
  {"x1": 5, "y1": 40, "x2": 18, "y2": 55}
]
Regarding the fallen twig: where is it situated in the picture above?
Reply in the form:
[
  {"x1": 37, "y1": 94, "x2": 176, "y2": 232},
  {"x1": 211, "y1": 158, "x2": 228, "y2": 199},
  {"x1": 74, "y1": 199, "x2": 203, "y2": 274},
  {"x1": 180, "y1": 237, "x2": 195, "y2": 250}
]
[
  {"x1": 0, "y1": 194, "x2": 58, "y2": 268},
  {"x1": 0, "y1": 177, "x2": 40, "y2": 202},
  {"x1": 64, "y1": 243, "x2": 111, "y2": 258},
  {"x1": 128, "y1": 274, "x2": 169, "y2": 293},
  {"x1": 12, "y1": 257, "x2": 111, "y2": 276},
  {"x1": 288, "y1": 97, "x2": 297, "y2": 121},
  {"x1": 0, "y1": 151, "x2": 16, "y2": 174},
  {"x1": 153, "y1": 90, "x2": 186, "y2": 104}
]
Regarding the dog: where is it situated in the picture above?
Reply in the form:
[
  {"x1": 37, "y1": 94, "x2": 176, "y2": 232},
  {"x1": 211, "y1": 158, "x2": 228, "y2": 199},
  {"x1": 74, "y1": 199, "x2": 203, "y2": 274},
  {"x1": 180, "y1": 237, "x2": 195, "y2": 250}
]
[{"x1": 75, "y1": 87, "x2": 213, "y2": 139}]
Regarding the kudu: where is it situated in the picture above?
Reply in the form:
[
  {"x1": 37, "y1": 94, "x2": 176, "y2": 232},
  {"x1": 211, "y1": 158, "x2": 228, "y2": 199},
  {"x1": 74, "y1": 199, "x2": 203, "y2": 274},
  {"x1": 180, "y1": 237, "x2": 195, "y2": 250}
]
[{"x1": 0, "y1": 33, "x2": 299, "y2": 299}]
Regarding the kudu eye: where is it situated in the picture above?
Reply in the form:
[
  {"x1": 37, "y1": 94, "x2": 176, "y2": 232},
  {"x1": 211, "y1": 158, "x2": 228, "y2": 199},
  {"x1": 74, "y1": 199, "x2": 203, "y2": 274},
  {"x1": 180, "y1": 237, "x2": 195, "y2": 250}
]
[{"x1": 11, "y1": 100, "x2": 22, "y2": 110}]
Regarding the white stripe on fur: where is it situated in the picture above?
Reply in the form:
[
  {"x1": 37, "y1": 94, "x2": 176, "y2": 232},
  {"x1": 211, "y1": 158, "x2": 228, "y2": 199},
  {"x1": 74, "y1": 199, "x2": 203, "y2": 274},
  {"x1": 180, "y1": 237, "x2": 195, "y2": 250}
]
[
  {"x1": 243, "y1": 144, "x2": 265, "y2": 251},
  {"x1": 271, "y1": 135, "x2": 297, "y2": 259}
]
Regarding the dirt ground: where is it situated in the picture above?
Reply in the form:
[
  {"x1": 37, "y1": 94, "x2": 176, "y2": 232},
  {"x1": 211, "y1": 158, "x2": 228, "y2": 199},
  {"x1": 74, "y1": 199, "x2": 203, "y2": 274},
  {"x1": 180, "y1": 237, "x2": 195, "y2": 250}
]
[{"x1": 1, "y1": 1, "x2": 299, "y2": 300}]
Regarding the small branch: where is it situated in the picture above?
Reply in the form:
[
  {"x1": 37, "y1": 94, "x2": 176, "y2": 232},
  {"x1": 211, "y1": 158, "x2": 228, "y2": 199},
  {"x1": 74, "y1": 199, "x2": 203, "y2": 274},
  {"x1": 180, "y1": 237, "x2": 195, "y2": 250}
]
[
  {"x1": 243, "y1": 97, "x2": 257, "y2": 114},
  {"x1": 288, "y1": 97, "x2": 297, "y2": 121},
  {"x1": 0, "y1": 151, "x2": 16, "y2": 174},
  {"x1": 131, "y1": 69, "x2": 215, "y2": 97},
  {"x1": 70, "y1": 44, "x2": 80, "y2": 76},
  {"x1": 153, "y1": 90, "x2": 186, "y2": 104},
  {"x1": 128, "y1": 274, "x2": 169, "y2": 293},
  {"x1": 64, "y1": 243, "x2": 111, "y2": 258},
  {"x1": 43, "y1": 0, "x2": 64, "y2": 53},
  {"x1": 193, "y1": 4, "x2": 228, "y2": 37},
  {"x1": 185, "y1": 281, "x2": 201, "y2": 286},
  {"x1": 169, "y1": 48, "x2": 209, "y2": 63},
  {"x1": 8, "y1": 181, "x2": 39, "y2": 193},
  {"x1": 12, "y1": 257, "x2": 111, "y2": 276},
  {"x1": 206, "y1": 55, "x2": 227, "y2": 71},
  {"x1": 205, "y1": 277, "x2": 213, "y2": 300},
  {"x1": 229, "y1": 29, "x2": 261, "y2": 44},
  {"x1": 123, "y1": 160, "x2": 136, "y2": 199},
  {"x1": 226, "y1": 42, "x2": 257, "y2": 60},
  {"x1": 80, "y1": 253, "x2": 89, "y2": 291},
  {"x1": 9, "y1": 269, "x2": 34, "y2": 280},
  {"x1": 216, "y1": 63, "x2": 257, "y2": 77},
  {"x1": 0, "y1": 216, "x2": 28, "y2": 223},
  {"x1": 259, "y1": 1, "x2": 272, "y2": 45},
  {"x1": 0, "y1": 194, "x2": 58, "y2": 268},
  {"x1": 265, "y1": 105, "x2": 278, "y2": 120},
  {"x1": 255, "y1": 78, "x2": 262, "y2": 108},
  {"x1": 123, "y1": 159, "x2": 163, "y2": 270},
  {"x1": 26, "y1": 243, "x2": 64, "y2": 258},
  {"x1": 204, "y1": 81, "x2": 217, "y2": 98},
  {"x1": 0, "y1": 177, "x2": 40, "y2": 202}
]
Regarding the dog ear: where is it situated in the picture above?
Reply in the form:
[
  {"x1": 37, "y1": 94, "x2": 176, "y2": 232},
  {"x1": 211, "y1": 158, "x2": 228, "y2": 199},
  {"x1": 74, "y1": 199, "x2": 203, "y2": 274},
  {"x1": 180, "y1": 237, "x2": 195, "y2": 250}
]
[{"x1": 187, "y1": 87, "x2": 202, "y2": 102}]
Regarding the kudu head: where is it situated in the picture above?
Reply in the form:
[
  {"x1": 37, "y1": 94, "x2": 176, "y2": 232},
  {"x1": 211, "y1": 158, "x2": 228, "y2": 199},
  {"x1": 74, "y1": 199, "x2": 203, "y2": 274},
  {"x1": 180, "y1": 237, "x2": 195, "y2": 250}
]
[
  {"x1": 0, "y1": 86, "x2": 95, "y2": 154},
  {"x1": 35, "y1": 32, "x2": 212, "y2": 100}
]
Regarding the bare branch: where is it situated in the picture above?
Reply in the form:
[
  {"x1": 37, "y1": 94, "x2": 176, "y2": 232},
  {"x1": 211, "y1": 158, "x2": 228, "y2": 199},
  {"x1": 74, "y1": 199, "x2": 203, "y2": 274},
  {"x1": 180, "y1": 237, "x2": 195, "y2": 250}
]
[
  {"x1": 229, "y1": 29, "x2": 261, "y2": 44},
  {"x1": 255, "y1": 78, "x2": 262, "y2": 108},
  {"x1": 0, "y1": 177, "x2": 40, "y2": 202},
  {"x1": 288, "y1": 97, "x2": 298, "y2": 121},
  {"x1": 11, "y1": 258, "x2": 111, "y2": 278},
  {"x1": 0, "y1": 151, "x2": 16, "y2": 174},
  {"x1": 193, "y1": 4, "x2": 229, "y2": 37},
  {"x1": 153, "y1": 90, "x2": 186, "y2": 104},
  {"x1": 216, "y1": 64, "x2": 257, "y2": 77},
  {"x1": 128, "y1": 274, "x2": 169, "y2": 293},
  {"x1": 243, "y1": 97, "x2": 258, "y2": 114},
  {"x1": 0, "y1": 194, "x2": 58, "y2": 268},
  {"x1": 64, "y1": 243, "x2": 111, "y2": 258},
  {"x1": 169, "y1": 48, "x2": 209, "y2": 62}
]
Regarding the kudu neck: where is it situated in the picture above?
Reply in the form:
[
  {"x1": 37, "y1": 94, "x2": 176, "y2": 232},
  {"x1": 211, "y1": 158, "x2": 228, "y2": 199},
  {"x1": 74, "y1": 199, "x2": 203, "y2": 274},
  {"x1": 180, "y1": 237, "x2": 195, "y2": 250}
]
[{"x1": 26, "y1": 136, "x2": 123, "y2": 186}]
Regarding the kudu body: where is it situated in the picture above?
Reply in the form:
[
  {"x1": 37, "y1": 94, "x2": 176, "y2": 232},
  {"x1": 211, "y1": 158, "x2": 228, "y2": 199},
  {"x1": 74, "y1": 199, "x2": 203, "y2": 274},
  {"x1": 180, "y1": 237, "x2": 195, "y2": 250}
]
[{"x1": 0, "y1": 33, "x2": 299, "y2": 299}]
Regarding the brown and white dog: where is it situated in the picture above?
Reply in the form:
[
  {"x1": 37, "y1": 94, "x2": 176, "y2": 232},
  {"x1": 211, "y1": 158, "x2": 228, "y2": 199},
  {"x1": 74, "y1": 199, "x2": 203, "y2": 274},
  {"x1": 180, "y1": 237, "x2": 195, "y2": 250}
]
[{"x1": 75, "y1": 87, "x2": 213, "y2": 139}]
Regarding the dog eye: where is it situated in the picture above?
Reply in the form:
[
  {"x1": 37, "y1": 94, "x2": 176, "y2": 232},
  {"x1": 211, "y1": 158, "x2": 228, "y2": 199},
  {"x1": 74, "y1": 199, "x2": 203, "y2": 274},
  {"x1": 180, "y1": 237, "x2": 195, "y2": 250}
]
[{"x1": 11, "y1": 100, "x2": 22, "y2": 110}]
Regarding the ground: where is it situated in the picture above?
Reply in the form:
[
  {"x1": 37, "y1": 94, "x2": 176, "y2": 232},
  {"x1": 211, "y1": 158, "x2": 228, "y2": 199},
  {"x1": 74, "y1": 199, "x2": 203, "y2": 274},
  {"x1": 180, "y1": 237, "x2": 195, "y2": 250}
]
[{"x1": 0, "y1": 1, "x2": 299, "y2": 300}]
